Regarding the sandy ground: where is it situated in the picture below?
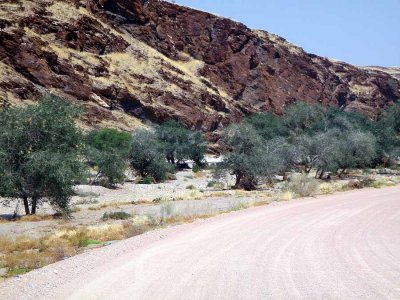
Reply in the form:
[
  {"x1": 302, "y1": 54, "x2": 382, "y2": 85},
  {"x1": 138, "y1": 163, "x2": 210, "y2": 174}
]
[
  {"x1": 1, "y1": 185, "x2": 399, "y2": 300},
  {"x1": 0, "y1": 170, "x2": 247, "y2": 237},
  {"x1": 0, "y1": 170, "x2": 223, "y2": 215}
]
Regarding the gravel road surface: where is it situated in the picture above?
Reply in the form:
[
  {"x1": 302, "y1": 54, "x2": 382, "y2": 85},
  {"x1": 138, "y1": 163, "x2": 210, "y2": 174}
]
[{"x1": 1, "y1": 186, "x2": 399, "y2": 299}]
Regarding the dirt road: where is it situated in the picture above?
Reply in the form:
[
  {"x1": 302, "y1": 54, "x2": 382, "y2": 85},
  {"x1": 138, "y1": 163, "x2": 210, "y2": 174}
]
[{"x1": 1, "y1": 186, "x2": 399, "y2": 299}]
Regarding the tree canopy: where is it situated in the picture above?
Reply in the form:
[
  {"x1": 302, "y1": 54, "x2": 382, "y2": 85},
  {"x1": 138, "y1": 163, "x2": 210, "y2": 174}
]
[
  {"x1": 0, "y1": 94, "x2": 85, "y2": 215},
  {"x1": 86, "y1": 128, "x2": 131, "y2": 187}
]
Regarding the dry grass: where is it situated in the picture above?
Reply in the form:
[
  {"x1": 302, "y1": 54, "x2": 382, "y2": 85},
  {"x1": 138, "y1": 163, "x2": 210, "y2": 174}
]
[
  {"x1": 280, "y1": 191, "x2": 294, "y2": 201},
  {"x1": 319, "y1": 182, "x2": 343, "y2": 195},
  {"x1": 164, "y1": 214, "x2": 216, "y2": 225},
  {"x1": 286, "y1": 174, "x2": 319, "y2": 197},
  {"x1": 193, "y1": 171, "x2": 207, "y2": 179},
  {"x1": 0, "y1": 221, "x2": 156, "y2": 277},
  {"x1": 205, "y1": 191, "x2": 233, "y2": 198},
  {"x1": 70, "y1": 206, "x2": 82, "y2": 213},
  {"x1": 0, "y1": 236, "x2": 41, "y2": 254},
  {"x1": 87, "y1": 201, "x2": 131, "y2": 211}
]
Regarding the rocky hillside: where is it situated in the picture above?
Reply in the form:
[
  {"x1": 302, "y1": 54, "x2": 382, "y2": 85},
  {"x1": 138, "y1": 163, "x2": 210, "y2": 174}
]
[{"x1": 1, "y1": 0, "x2": 399, "y2": 132}]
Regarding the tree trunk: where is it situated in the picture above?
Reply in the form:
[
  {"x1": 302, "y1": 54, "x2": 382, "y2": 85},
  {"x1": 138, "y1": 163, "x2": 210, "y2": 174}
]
[
  {"x1": 234, "y1": 173, "x2": 243, "y2": 189},
  {"x1": 31, "y1": 197, "x2": 38, "y2": 215},
  {"x1": 166, "y1": 153, "x2": 175, "y2": 164},
  {"x1": 22, "y1": 196, "x2": 30, "y2": 215},
  {"x1": 338, "y1": 168, "x2": 346, "y2": 178},
  {"x1": 319, "y1": 170, "x2": 325, "y2": 179},
  {"x1": 282, "y1": 172, "x2": 287, "y2": 181}
]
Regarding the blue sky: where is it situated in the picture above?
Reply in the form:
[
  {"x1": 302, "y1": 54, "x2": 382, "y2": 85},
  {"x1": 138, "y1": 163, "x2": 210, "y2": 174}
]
[{"x1": 174, "y1": 0, "x2": 399, "y2": 67}]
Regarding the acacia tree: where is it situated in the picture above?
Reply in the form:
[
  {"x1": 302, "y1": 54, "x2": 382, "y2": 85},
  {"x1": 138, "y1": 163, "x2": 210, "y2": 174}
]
[
  {"x1": 188, "y1": 131, "x2": 207, "y2": 166},
  {"x1": 130, "y1": 128, "x2": 171, "y2": 182},
  {"x1": 310, "y1": 130, "x2": 343, "y2": 178},
  {"x1": 374, "y1": 102, "x2": 400, "y2": 165},
  {"x1": 336, "y1": 131, "x2": 377, "y2": 177},
  {"x1": 283, "y1": 101, "x2": 325, "y2": 135},
  {"x1": 0, "y1": 95, "x2": 85, "y2": 215},
  {"x1": 266, "y1": 137, "x2": 299, "y2": 180},
  {"x1": 218, "y1": 124, "x2": 292, "y2": 190},
  {"x1": 244, "y1": 113, "x2": 288, "y2": 140},
  {"x1": 86, "y1": 128, "x2": 131, "y2": 187},
  {"x1": 156, "y1": 121, "x2": 190, "y2": 164},
  {"x1": 294, "y1": 131, "x2": 342, "y2": 178},
  {"x1": 156, "y1": 120, "x2": 206, "y2": 166}
]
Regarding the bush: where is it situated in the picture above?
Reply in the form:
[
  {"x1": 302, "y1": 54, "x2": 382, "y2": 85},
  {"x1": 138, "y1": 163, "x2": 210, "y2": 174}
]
[
  {"x1": 140, "y1": 176, "x2": 156, "y2": 185},
  {"x1": 192, "y1": 165, "x2": 203, "y2": 173},
  {"x1": 102, "y1": 211, "x2": 132, "y2": 221},
  {"x1": 207, "y1": 180, "x2": 218, "y2": 187},
  {"x1": 343, "y1": 178, "x2": 375, "y2": 190},
  {"x1": 286, "y1": 174, "x2": 319, "y2": 197},
  {"x1": 186, "y1": 184, "x2": 196, "y2": 190}
]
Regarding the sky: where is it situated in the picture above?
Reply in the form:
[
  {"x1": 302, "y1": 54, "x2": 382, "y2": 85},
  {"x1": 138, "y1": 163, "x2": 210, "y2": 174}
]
[{"x1": 174, "y1": 0, "x2": 399, "y2": 67}]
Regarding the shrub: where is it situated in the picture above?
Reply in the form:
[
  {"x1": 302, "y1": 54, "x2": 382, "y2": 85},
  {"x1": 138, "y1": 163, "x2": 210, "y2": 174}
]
[
  {"x1": 140, "y1": 176, "x2": 156, "y2": 185},
  {"x1": 343, "y1": 177, "x2": 375, "y2": 190},
  {"x1": 286, "y1": 174, "x2": 319, "y2": 197},
  {"x1": 122, "y1": 223, "x2": 152, "y2": 238},
  {"x1": 207, "y1": 180, "x2": 218, "y2": 187},
  {"x1": 192, "y1": 165, "x2": 203, "y2": 173},
  {"x1": 102, "y1": 211, "x2": 132, "y2": 221}
]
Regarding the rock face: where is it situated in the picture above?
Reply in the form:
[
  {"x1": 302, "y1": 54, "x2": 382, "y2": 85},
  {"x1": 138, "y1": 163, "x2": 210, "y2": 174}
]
[{"x1": 0, "y1": 0, "x2": 399, "y2": 133}]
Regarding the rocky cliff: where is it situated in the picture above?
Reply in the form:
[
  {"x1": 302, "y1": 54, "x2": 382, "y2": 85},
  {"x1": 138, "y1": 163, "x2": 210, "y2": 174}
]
[{"x1": 1, "y1": 0, "x2": 399, "y2": 133}]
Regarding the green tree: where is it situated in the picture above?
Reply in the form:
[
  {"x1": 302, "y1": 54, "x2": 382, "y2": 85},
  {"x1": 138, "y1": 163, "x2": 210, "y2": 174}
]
[
  {"x1": 374, "y1": 102, "x2": 400, "y2": 165},
  {"x1": 86, "y1": 128, "x2": 131, "y2": 187},
  {"x1": 0, "y1": 94, "x2": 85, "y2": 215},
  {"x1": 336, "y1": 130, "x2": 377, "y2": 177},
  {"x1": 283, "y1": 101, "x2": 326, "y2": 135},
  {"x1": 218, "y1": 124, "x2": 290, "y2": 190},
  {"x1": 156, "y1": 120, "x2": 206, "y2": 166},
  {"x1": 188, "y1": 131, "x2": 207, "y2": 166},
  {"x1": 244, "y1": 113, "x2": 288, "y2": 140},
  {"x1": 156, "y1": 121, "x2": 190, "y2": 164},
  {"x1": 265, "y1": 137, "x2": 299, "y2": 179},
  {"x1": 130, "y1": 128, "x2": 171, "y2": 182},
  {"x1": 310, "y1": 130, "x2": 343, "y2": 178},
  {"x1": 294, "y1": 130, "x2": 342, "y2": 178}
]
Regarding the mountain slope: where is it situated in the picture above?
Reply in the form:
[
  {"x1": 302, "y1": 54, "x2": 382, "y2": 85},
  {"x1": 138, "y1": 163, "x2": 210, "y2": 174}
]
[{"x1": 0, "y1": 0, "x2": 399, "y2": 132}]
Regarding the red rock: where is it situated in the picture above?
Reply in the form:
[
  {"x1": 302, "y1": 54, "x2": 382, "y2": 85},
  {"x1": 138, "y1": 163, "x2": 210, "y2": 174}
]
[{"x1": 0, "y1": 0, "x2": 398, "y2": 131}]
